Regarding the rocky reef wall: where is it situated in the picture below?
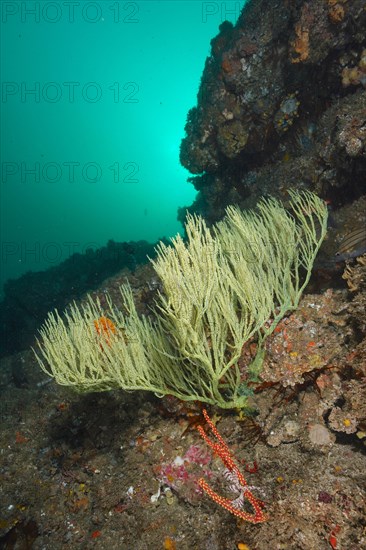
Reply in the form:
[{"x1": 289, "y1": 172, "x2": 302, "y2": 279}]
[{"x1": 180, "y1": 0, "x2": 366, "y2": 223}]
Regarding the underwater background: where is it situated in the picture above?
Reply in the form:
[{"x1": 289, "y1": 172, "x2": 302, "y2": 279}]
[{"x1": 1, "y1": 1, "x2": 244, "y2": 293}]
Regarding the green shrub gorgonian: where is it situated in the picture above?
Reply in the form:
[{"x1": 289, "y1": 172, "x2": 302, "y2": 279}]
[{"x1": 34, "y1": 191, "x2": 328, "y2": 409}]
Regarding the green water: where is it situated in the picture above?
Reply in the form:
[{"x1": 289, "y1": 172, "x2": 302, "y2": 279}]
[{"x1": 1, "y1": 1, "x2": 245, "y2": 292}]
